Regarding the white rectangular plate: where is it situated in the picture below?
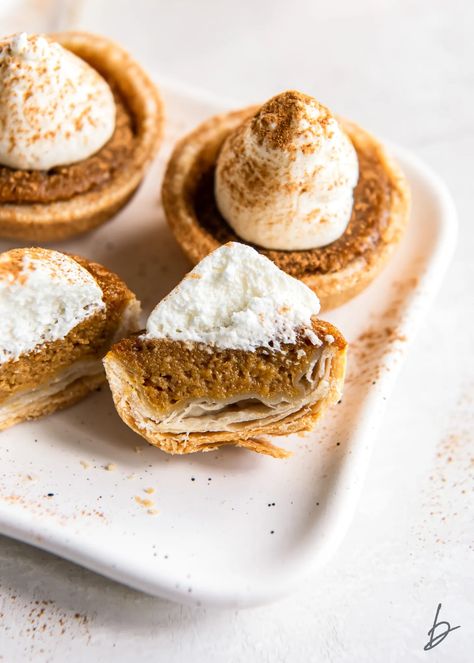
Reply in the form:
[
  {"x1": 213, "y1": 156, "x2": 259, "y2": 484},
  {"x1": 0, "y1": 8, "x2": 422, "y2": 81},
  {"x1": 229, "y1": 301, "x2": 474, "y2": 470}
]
[{"x1": 0, "y1": 82, "x2": 456, "y2": 608}]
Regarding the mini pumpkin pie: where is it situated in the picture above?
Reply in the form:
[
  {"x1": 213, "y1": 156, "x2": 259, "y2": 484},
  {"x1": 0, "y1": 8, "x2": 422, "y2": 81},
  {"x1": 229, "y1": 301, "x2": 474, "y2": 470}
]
[
  {"x1": 162, "y1": 90, "x2": 410, "y2": 310},
  {"x1": 104, "y1": 242, "x2": 346, "y2": 458},
  {"x1": 0, "y1": 247, "x2": 140, "y2": 430},
  {"x1": 0, "y1": 31, "x2": 163, "y2": 241}
]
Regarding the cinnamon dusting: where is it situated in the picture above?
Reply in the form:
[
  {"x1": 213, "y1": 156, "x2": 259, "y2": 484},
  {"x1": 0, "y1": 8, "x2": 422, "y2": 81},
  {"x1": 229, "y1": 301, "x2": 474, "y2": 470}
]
[
  {"x1": 0, "y1": 87, "x2": 135, "y2": 204},
  {"x1": 251, "y1": 90, "x2": 332, "y2": 151},
  {"x1": 216, "y1": 92, "x2": 335, "y2": 215}
]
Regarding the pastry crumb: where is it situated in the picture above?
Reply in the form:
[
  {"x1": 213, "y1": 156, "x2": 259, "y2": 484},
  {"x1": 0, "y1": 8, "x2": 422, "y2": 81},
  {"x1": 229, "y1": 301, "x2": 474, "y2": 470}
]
[
  {"x1": 147, "y1": 508, "x2": 159, "y2": 516},
  {"x1": 104, "y1": 463, "x2": 116, "y2": 471},
  {"x1": 135, "y1": 496, "x2": 154, "y2": 508},
  {"x1": 134, "y1": 446, "x2": 142, "y2": 454},
  {"x1": 144, "y1": 487, "x2": 155, "y2": 494},
  {"x1": 80, "y1": 460, "x2": 90, "y2": 469},
  {"x1": 24, "y1": 473, "x2": 37, "y2": 482}
]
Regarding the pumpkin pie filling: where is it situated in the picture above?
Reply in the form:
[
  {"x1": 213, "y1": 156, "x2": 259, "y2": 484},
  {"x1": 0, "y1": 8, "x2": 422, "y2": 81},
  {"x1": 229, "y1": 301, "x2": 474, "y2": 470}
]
[
  {"x1": 105, "y1": 320, "x2": 345, "y2": 449},
  {"x1": 0, "y1": 85, "x2": 136, "y2": 205},
  {"x1": 190, "y1": 119, "x2": 395, "y2": 277},
  {"x1": 107, "y1": 321, "x2": 342, "y2": 426}
]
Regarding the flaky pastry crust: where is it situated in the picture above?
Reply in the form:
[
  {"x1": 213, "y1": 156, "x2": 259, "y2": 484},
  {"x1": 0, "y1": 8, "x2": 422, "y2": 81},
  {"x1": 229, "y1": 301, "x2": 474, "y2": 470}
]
[{"x1": 0, "y1": 371, "x2": 105, "y2": 431}]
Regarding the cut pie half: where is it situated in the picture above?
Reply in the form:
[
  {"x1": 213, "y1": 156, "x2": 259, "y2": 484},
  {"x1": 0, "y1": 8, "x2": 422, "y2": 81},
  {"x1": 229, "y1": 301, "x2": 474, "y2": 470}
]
[
  {"x1": 0, "y1": 248, "x2": 140, "y2": 430},
  {"x1": 104, "y1": 242, "x2": 346, "y2": 458}
]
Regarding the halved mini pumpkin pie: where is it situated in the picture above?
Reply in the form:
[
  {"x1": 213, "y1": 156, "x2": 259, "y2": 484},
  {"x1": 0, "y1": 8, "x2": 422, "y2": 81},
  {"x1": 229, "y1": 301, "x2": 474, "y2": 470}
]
[
  {"x1": 0, "y1": 247, "x2": 140, "y2": 430},
  {"x1": 104, "y1": 242, "x2": 346, "y2": 458}
]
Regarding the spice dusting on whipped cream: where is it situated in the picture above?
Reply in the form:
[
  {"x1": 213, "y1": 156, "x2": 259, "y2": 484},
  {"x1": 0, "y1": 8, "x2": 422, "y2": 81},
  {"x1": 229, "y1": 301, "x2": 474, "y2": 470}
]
[
  {"x1": 0, "y1": 32, "x2": 116, "y2": 170},
  {"x1": 145, "y1": 242, "x2": 321, "y2": 351},
  {"x1": 215, "y1": 90, "x2": 359, "y2": 251},
  {"x1": 0, "y1": 249, "x2": 104, "y2": 364}
]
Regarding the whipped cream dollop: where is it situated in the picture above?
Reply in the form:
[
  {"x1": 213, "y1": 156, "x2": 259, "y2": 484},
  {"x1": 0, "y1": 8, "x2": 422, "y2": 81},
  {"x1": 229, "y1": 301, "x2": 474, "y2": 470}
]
[
  {"x1": 145, "y1": 242, "x2": 321, "y2": 352},
  {"x1": 0, "y1": 248, "x2": 105, "y2": 364},
  {"x1": 0, "y1": 32, "x2": 116, "y2": 170},
  {"x1": 215, "y1": 91, "x2": 359, "y2": 250}
]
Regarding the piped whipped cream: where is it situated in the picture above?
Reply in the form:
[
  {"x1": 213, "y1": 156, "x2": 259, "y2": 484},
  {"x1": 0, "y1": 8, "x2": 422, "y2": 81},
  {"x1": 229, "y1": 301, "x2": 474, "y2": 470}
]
[
  {"x1": 0, "y1": 32, "x2": 116, "y2": 170},
  {"x1": 145, "y1": 242, "x2": 321, "y2": 352},
  {"x1": 215, "y1": 90, "x2": 359, "y2": 250},
  {"x1": 0, "y1": 248, "x2": 105, "y2": 364}
]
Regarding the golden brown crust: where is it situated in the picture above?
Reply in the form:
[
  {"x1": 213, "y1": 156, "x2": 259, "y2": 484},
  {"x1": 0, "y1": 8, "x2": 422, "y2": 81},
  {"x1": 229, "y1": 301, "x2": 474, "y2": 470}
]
[
  {"x1": 0, "y1": 31, "x2": 164, "y2": 241},
  {"x1": 71, "y1": 252, "x2": 137, "y2": 324},
  {"x1": 162, "y1": 106, "x2": 410, "y2": 310},
  {"x1": 104, "y1": 320, "x2": 346, "y2": 458},
  {"x1": 0, "y1": 372, "x2": 105, "y2": 432}
]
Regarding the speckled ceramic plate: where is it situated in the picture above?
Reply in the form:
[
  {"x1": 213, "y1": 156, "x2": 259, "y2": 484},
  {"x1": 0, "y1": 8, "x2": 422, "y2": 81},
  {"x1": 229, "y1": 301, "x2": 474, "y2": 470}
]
[{"x1": 0, "y1": 81, "x2": 457, "y2": 608}]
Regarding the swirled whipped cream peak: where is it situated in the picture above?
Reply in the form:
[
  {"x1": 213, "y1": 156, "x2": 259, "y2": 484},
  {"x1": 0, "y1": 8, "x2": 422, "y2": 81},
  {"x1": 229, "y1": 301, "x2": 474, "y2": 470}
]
[
  {"x1": 0, "y1": 248, "x2": 105, "y2": 365},
  {"x1": 145, "y1": 242, "x2": 321, "y2": 352},
  {"x1": 0, "y1": 32, "x2": 116, "y2": 170},
  {"x1": 215, "y1": 90, "x2": 359, "y2": 251}
]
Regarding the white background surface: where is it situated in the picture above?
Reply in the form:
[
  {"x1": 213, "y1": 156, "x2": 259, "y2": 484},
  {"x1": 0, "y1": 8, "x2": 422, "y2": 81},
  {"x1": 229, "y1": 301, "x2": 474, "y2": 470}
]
[{"x1": 0, "y1": 1, "x2": 472, "y2": 661}]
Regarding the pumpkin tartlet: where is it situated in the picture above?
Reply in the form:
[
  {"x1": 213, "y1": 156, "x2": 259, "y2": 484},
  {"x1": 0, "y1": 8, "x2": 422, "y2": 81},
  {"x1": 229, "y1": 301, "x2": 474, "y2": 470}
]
[
  {"x1": 0, "y1": 248, "x2": 140, "y2": 430},
  {"x1": 104, "y1": 243, "x2": 346, "y2": 458},
  {"x1": 162, "y1": 92, "x2": 409, "y2": 310},
  {"x1": 0, "y1": 32, "x2": 164, "y2": 241}
]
